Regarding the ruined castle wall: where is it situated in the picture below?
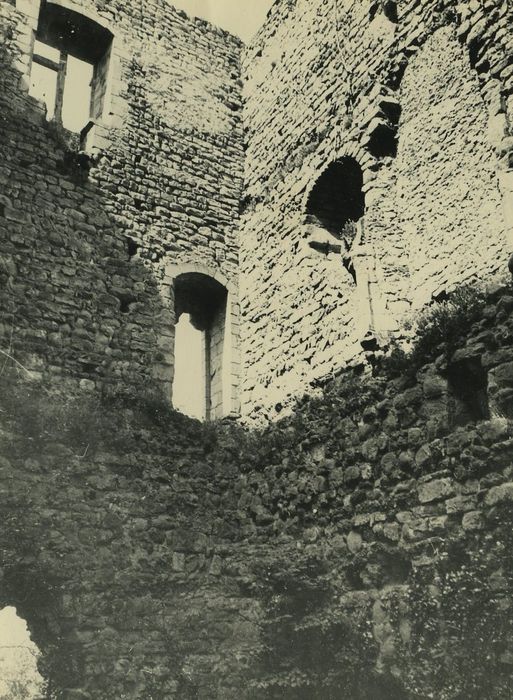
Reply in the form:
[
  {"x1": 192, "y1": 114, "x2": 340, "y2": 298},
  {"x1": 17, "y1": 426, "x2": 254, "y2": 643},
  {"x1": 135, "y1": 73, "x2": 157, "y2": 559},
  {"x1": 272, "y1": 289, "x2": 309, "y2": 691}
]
[
  {"x1": 240, "y1": 0, "x2": 513, "y2": 419},
  {"x1": 0, "y1": 0, "x2": 243, "y2": 401},
  {"x1": 2, "y1": 284, "x2": 513, "y2": 698},
  {"x1": 394, "y1": 25, "x2": 506, "y2": 306}
]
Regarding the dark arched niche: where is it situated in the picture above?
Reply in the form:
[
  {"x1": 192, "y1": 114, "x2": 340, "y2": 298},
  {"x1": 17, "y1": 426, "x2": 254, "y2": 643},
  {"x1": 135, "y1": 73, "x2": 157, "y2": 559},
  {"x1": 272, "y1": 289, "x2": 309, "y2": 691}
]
[
  {"x1": 306, "y1": 157, "x2": 365, "y2": 241},
  {"x1": 174, "y1": 273, "x2": 227, "y2": 332},
  {"x1": 305, "y1": 157, "x2": 365, "y2": 282}
]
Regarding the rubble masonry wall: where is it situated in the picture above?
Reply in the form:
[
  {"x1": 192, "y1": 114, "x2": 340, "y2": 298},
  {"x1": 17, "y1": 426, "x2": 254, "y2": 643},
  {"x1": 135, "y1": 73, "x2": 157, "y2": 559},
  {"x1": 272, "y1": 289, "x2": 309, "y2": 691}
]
[{"x1": 240, "y1": 0, "x2": 513, "y2": 418}]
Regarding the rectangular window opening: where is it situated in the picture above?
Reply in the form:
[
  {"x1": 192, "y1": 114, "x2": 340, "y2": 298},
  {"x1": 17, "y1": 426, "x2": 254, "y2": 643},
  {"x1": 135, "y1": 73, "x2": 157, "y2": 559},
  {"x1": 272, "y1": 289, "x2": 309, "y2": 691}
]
[
  {"x1": 29, "y1": 58, "x2": 58, "y2": 121},
  {"x1": 61, "y1": 55, "x2": 94, "y2": 132},
  {"x1": 28, "y1": 4, "x2": 113, "y2": 134},
  {"x1": 448, "y1": 358, "x2": 490, "y2": 427}
]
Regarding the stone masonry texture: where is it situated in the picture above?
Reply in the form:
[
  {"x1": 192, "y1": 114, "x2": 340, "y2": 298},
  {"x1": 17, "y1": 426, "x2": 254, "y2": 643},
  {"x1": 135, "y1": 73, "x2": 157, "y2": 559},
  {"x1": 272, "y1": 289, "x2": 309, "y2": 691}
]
[
  {"x1": 240, "y1": 0, "x2": 513, "y2": 418},
  {"x1": 0, "y1": 0, "x2": 243, "y2": 402},
  {"x1": 2, "y1": 0, "x2": 513, "y2": 698},
  {"x1": 2, "y1": 283, "x2": 513, "y2": 698}
]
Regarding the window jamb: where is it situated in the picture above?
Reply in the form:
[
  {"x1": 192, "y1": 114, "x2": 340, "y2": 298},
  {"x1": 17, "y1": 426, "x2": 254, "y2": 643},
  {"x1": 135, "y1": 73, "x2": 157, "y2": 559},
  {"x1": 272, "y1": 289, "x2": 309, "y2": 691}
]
[{"x1": 204, "y1": 326, "x2": 213, "y2": 421}]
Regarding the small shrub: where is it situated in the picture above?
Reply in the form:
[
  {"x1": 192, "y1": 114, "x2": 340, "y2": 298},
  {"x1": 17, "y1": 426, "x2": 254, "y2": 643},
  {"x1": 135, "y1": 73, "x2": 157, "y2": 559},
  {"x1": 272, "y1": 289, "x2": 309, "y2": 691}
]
[
  {"x1": 377, "y1": 343, "x2": 414, "y2": 380},
  {"x1": 378, "y1": 283, "x2": 488, "y2": 377},
  {"x1": 411, "y1": 284, "x2": 487, "y2": 363},
  {"x1": 0, "y1": 368, "x2": 204, "y2": 459}
]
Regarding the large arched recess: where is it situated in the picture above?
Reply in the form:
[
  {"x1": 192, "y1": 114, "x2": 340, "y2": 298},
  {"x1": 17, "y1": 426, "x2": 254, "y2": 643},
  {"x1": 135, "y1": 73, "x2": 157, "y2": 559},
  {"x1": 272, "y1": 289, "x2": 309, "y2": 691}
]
[
  {"x1": 0, "y1": 567, "x2": 82, "y2": 696},
  {"x1": 305, "y1": 156, "x2": 365, "y2": 240},
  {"x1": 393, "y1": 25, "x2": 508, "y2": 307}
]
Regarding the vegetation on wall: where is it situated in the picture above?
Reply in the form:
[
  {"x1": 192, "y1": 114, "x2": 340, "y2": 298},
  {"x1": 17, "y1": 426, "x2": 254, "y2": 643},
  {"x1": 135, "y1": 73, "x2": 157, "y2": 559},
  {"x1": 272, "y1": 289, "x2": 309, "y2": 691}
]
[
  {"x1": 0, "y1": 282, "x2": 513, "y2": 698},
  {"x1": 0, "y1": 368, "x2": 206, "y2": 459},
  {"x1": 379, "y1": 283, "x2": 489, "y2": 377},
  {"x1": 396, "y1": 518, "x2": 513, "y2": 700}
]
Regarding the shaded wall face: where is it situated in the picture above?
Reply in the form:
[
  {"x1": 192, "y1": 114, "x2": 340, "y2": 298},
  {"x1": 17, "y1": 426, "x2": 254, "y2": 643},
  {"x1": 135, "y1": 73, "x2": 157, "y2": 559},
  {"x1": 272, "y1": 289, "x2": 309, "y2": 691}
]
[
  {"x1": 240, "y1": 0, "x2": 512, "y2": 419},
  {"x1": 0, "y1": 0, "x2": 243, "y2": 397},
  {"x1": 3, "y1": 285, "x2": 513, "y2": 698}
]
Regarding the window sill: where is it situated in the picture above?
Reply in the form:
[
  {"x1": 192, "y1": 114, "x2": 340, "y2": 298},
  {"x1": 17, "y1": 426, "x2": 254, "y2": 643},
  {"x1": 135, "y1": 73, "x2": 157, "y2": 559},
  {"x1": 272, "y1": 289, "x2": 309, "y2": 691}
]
[{"x1": 80, "y1": 119, "x2": 111, "y2": 154}]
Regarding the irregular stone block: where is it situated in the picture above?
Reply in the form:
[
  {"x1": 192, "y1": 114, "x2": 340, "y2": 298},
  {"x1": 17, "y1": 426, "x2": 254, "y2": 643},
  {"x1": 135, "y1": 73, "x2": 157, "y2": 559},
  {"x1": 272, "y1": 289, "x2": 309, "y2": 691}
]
[
  {"x1": 415, "y1": 444, "x2": 432, "y2": 469},
  {"x1": 346, "y1": 531, "x2": 363, "y2": 553},
  {"x1": 445, "y1": 495, "x2": 476, "y2": 514},
  {"x1": 423, "y1": 374, "x2": 448, "y2": 399},
  {"x1": 462, "y1": 511, "x2": 484, "y2": 531},
  {"x1": 485, "y1": 482, "x2": 513, "y2": 506},
  {"x1": 418, "y1": 478, "x2": 455, "y2": 503}
]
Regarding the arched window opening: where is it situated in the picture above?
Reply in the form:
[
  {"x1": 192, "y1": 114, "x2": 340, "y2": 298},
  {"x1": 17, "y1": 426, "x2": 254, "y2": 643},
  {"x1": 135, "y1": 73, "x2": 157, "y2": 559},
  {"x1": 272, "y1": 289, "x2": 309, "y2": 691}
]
[
  {"x1": 29, "y1": 2, "x2": 113, "y2": 133},
  {"x1": 363, "y1": 92, "x2": 401, "y2": 160},
  {"x1": 172, "y1": 273, "x2": 229, "y2": 421},
  {"x1": 367, "y1": 121, "x2": 398, "y2": 158},
  {"x1": 0, "y1": 607, "x2": 46, "y2": 699},
  {"x1": 305, "y1": 157, "x2": 365, "y2": 283},
  {"x1": 370, "y1": 0, "x2": 398, "y2": 24}
]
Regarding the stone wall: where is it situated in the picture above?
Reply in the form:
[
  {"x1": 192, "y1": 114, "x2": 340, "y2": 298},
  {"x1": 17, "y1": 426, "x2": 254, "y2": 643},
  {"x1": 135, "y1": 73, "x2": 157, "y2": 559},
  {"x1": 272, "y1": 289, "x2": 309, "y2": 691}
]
[
  {"x1": 2, "y1": 283, "x2": 513, "y2": 698},
  {"x1": 240, "y1": 0, "x2": 513, "y2": 419},
  {"x1": 2, "y1": 2, "x2": 513, "y2": 695},
  {"x1": 3, "y1": 0, "x2": 513, "y2": 420},
  {"x1": 0, "y1": 0, "x2": 243, "y2": 410}
]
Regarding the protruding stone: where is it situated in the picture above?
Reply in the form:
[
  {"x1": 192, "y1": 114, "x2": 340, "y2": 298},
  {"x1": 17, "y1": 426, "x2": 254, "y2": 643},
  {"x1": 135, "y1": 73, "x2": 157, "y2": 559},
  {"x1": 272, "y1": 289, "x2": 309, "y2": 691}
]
[
  {"x1": 462, "y1": 511, "x2": 483, "y2": 531},
  {"x1": 485, "y1": 483, "x2": 513, "y2": 506},
  {"x1": 346, "y1": 531, "x2": 363, "y2": 553},
  {"x1": 418, "y1": 478, "x2": 455, "y2": 504}
]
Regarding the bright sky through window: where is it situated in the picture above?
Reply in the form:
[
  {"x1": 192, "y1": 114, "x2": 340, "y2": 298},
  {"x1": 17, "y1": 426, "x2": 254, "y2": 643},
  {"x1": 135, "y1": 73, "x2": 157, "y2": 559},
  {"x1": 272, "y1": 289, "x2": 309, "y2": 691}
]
[
  {"x1": 29, "y1": 40, "x2": 95, "y2": 132},
  {"x1": 168, "y1": 0, "x2": 275, "y2": 42},
  {"x1": 30, "y1": 60, "x2": 58, "y2": 120},
  {"x1": 33, "y1": 39, "x2": 60, "y2": 62},
  {"x1": 0, "y1": 607, "x2": 46, "y2": 698},
  {"x1": 61, "y1": 55, "x2": 94, "y2": 132},
  {"x1": 173, "y1": 313, "x2": 206, "y2": 420}
]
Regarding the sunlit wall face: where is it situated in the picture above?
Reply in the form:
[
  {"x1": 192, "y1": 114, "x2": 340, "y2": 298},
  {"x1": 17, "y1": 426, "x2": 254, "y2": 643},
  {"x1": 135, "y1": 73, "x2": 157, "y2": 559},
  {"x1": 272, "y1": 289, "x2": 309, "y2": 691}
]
[
  {"x1": 168, "y1": 0, "x2": 275, "y2": 41},
  {"x1": 172, "y1": 313, "x2": 206, "y2": 421},
  {"x1": 0, "y1": 607, "x2": 46, "y2": 698}
]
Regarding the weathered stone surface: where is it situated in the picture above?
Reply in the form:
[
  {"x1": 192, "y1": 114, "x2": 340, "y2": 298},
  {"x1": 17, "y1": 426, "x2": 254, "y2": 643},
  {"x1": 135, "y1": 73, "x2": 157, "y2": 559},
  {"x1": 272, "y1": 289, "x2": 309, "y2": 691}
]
[
  {"x1": 490, "y1": 362, "x2": 513, "y2": 387},
  {"x1": 1, "y1": 285, "x2": 513, "y2": 696},
  {"x1": 415, "y1": 444, "x2": 433, "y2": 469},
  {"x1": 418, "y1": 478, "x2": 456, "y2": 504},
  {"x1": 485, "y1": 483, "x2": 513, "y2": 506},
  {"x1": 445, "y1": 495, "x2": 476, "y2": 514},
  {"x1": 1, "y1": 0, "x2": 513, "y2": 697},
  {"x1": 462, "y1": 511, "x2": 484, "y2": 531},
  {"x1": 240, "y1": 7, "x2": 510, "y2": 418},
  {"x1": 0, "y1": 0, "x2": 243, "y2": 404},
  {"x1": 347, "y1": 530, "x2": 364, "y2": 553}
]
